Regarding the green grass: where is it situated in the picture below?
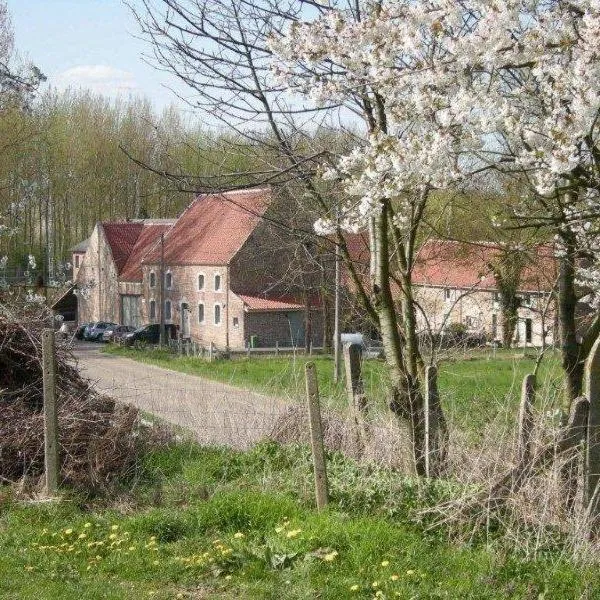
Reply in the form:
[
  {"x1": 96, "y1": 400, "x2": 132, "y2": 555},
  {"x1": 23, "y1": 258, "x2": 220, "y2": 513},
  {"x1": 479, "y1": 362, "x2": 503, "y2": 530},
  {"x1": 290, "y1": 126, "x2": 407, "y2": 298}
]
[
  {"x1": 1, "y1": 441, "x2": 596, "y2": 599},
  {"x1": 104, "y1": 345, "x2": 564, "y2": 434}
]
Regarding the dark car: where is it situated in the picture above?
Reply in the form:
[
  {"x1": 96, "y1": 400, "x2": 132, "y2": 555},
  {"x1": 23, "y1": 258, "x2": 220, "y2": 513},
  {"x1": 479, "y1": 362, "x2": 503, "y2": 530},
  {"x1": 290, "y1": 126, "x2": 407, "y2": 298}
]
[
  {"x1": 75, "y1": 323, "x2": 90, "y2": 340},
  {"x1": 102, "y1": 324, "x2": 137, "y2": 343},
  {"x1": 123, "y1": 323, "x2": 177, "y2": 346},
  {"x1": 85, "y1": 321, "x2": 118, "y2": 342}
]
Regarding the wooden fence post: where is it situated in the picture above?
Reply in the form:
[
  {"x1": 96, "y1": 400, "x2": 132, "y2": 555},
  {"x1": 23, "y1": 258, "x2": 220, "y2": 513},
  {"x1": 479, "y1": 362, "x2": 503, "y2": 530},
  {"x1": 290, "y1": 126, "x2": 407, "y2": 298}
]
[
  {"x1": 275, "y1": 341, "x2": 279, "y2": 356},
  {"x1": 42, "y1": 329, "x2": 59, "y2": 495},
  {"x1": 516, "y1": 373, "x2": 536, "y2": 465},
  {"x1": 305, "y1": 362, "x2": 328, "y2": 510},
  {"x1": 343, "y1": 343, "x2": 367, "y2": 413},
  {"x1": 585, "y1": 337, "x2": 600, "y2": 525}
]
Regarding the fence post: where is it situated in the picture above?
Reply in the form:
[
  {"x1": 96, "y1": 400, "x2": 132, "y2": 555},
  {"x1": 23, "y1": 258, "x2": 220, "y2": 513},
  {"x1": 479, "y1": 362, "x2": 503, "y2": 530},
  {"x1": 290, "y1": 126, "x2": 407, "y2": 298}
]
[
  {"x1": 305, "y1": 362, "x2": 328, "y2": 510},
  {"x1": 343, "y1": 343, "x2": 366, "y2": 413},
  {"x1": 585, "y1": 337, "x2": 600, "y2": 525},
  {"x1": 42, "y1": 329, "x2": 59, "y2": 495},
  {"x1": 275, "y1": 341, "x2": 279, "y2": 356},
  {"x1": 516, "y1": 373, "x2": 536, "y2": 465}
]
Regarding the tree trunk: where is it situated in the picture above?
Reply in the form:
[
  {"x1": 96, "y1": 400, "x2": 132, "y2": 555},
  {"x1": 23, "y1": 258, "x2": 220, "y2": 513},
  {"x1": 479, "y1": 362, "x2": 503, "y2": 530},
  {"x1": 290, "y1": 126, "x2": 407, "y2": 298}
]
[{"x1": 558, "y1": 233, "x2": 584, "y2": 404}]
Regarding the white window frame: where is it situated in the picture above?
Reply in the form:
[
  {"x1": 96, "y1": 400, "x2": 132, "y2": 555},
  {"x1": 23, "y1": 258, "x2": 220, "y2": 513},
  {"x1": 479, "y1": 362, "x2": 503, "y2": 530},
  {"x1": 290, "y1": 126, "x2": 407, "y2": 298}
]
[
  {"x1": 149, "y1": 270, "x2": 156, "y2": 288},
  {"x1": 198, "y1": 302, "x2": 205, "y2": 324},
  {"x1": 214, "y1": 303, "x2": 222, "y2": 325},
  {"x1": 165, "y1": 271, "x2": 173, "y2": 290},
  {"x1": 214, "y1": 272, "x2": 222, "y2": 292},
  {"x1": 165, "y1": 299, "x2": 172, "y2": 321},
  {"x1": 197, "y1": 272, "x2": 205, "y2": 291},
  {"x1": 149, "y1": 298, "x2": 156, "y2": 320}
]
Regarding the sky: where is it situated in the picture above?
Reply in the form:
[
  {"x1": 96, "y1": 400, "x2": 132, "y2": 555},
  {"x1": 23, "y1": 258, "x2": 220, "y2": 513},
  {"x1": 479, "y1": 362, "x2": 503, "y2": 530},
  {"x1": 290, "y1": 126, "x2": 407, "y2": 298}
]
[{"x1": 7, "y1": 0, "x2": 192, "y2": 114}]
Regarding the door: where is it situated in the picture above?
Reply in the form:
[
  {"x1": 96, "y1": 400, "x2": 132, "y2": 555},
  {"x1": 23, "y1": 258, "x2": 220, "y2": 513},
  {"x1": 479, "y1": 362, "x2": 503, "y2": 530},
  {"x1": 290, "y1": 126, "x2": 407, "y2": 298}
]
[
  {"x1": 286, "y1": 312, "x2": 305, "y2": 347},
  {"x1": 121, "y1": 295, "x2": 141, "y2": 328},
  {"x1": 181, "y1": 302, "x2": 191, "y2": 338}
]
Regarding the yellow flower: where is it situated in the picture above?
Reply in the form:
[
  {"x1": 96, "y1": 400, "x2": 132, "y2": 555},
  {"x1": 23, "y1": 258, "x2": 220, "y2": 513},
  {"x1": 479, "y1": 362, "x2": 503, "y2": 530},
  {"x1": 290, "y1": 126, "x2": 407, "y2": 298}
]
[
  {"x1": 286, "y1": 529, "x2": 301, "y2": 538},
  {"x1": 24, "y1": 566, "x2": 34, "y2": 572},
  {"x1": 372, "y1": 581, "x2": 379, "y2": 588},
  {"x1": 323, "y1": 551, "x2": 338, "y2": 562},
  {"x1": 275, "y1": 526, "x2": 284, "y2": 533},
  {"x1": 406, "y1": 569, "x2": 415, "y2": 576},
  {"x1": 225, "y1": 575, "x2": 232, "y2": 580},
  {"x1": 111, "y1": 525, "x2": 119, "y2": 531},
  {"x1": 78, "y1": 533, "x2": 86, "y2": 539},
  {"x1": 64, "y1": 529, "x2": 73, "y2": 535},
  {"x1": 350, "y1": 585, "x2": 359, "y2": 592},
  {"x1": 83, "y1": 523, "x2": 92, "y2": 528},
  {"x1": 390, "y1": 574, "x2": 399, "y2": 581},
  {"x1": 109, "y1": 533, "x2": 118, "y2": 540},
  {"x1": 381, "y1": 560, "x2": 390, "y2": 567},
  {"x1": 233, "y1": 532, "x2": 245, "y2": 539},
  {"x1": 128, "y1": 546, "x2": 136, "y2": 551},
  {"x1": 153, "y1": 560, "x2": 159, "y2": 566},
  {"x1": 375, "y1": 592, "x2": 384, "y2": 598}
]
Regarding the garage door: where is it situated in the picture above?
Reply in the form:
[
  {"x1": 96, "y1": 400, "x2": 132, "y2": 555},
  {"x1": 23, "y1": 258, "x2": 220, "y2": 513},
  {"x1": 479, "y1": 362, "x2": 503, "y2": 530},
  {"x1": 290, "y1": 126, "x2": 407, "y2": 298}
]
[{"x1": 121, "y1": 295, "x2": 141, "y2": 327}]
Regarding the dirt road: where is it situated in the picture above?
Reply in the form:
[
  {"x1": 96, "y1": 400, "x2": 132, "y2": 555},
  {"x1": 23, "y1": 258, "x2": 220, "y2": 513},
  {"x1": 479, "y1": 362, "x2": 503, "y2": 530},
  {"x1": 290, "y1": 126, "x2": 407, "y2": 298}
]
[{"x1": 73, "y1": 343, "x2": 288, "y2": 448}]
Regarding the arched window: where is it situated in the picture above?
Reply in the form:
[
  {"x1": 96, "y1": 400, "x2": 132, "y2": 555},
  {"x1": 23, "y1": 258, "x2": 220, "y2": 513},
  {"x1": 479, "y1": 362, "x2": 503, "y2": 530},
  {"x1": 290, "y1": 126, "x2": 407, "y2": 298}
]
[
  {"x1": 149, "y1": 299, "x2": 156, "y2": 320},
  {"x1": 214, "y1": 303, "x2": 221, "y2": 325},
  {"x1": 198, "y1": 303, "x2": 205, "y2": 323},
  {"x1": 198, "y1": 273, "x2": 205, "y2": 291},
  {"x1": 165, "y1": 300, "x2": 172, "y2": 320},
  {"x1": 214, "y1": 273, "x2": 221, "y2": 292},
  {"x1": 165, "y1": 272, "x2": 173, "y2": 289},
  {"x1": 149, "y1": 271, "x2": 156, "y2": 288}
]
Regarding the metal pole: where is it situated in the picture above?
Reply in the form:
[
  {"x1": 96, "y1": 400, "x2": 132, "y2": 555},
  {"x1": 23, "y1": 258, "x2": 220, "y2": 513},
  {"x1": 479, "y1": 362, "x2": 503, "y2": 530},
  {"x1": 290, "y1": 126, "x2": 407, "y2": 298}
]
[{"x1": 159, "y1": 233, "x2": 165, "y2": 347}]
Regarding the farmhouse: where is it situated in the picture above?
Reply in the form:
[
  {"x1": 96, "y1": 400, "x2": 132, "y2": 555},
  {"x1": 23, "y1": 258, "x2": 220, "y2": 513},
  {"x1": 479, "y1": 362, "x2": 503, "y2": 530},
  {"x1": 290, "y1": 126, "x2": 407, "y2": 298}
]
[
  {"x1": 345, "y1": 235, "x2": 557, "y2": 347},
  {"x1": 73, "y1": 187, "x2": 322, "y2": 350}
]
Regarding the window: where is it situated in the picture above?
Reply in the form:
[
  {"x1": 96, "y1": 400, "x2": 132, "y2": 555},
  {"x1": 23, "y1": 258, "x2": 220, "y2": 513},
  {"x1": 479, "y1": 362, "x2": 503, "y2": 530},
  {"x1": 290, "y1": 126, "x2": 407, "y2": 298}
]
[
  {"x1": 75, "y1": 254, "x2": 80, "y2": 268},
  {"x1": 198, "y1": 273, "x2": 205, "y2": 290},
  {"x1": 493, "y1": 292, "x2": 500, "y2": 303},
  {"x1": 444, "y1": 288, "x2": 451, "y2": 301},
  {"x1": 214, "y1": 273, "x2": 221, "y2": 292},
  {"x1": 165, "y1": 300, "x2": 172, "y2": 320},
  {"x1": 525, "y1": 318, "x2": 533, "y2": 344},
  {"x1": 214, "y1": 303, "x2": 221, "y2": 325},
  {"x1": 233, "y1": 317, "x2": 239, "y2": 328},
  {"x1": 198, "y1": 303, "x2": 205, "y2": 323},
  {"x1": 524, "y1": 294, "x2": 532, "y2": 306},
  {"x1": 492, "y1": 314, "x2": 497, "y2": 338},
  {"x1": 149, "y1": 300, "x2": 156, "y2": 320},
  {"x1": 465, "y1": 316, "x2": 475, "y2": 328},
  {"x1": 149, "y1": 271, "x2": 156, "y2": 288},
  {"x1": 165, "y1": 272, "x2": 173, "y2": 289}
]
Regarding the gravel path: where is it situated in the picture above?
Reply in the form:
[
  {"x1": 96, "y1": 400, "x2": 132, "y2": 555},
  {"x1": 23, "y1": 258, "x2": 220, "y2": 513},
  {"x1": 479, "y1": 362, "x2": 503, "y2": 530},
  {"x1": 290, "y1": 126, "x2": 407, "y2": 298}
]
[{"x1": 73, "y1": 343, "x2": 288, "y2": 448}]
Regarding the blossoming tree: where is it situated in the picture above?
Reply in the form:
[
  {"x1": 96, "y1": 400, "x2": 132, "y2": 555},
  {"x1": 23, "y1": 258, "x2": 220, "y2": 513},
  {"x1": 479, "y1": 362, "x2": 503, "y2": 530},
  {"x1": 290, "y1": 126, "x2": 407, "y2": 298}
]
[{"x1": 272, "y1": 0, "x2": 600, "y2": 408}]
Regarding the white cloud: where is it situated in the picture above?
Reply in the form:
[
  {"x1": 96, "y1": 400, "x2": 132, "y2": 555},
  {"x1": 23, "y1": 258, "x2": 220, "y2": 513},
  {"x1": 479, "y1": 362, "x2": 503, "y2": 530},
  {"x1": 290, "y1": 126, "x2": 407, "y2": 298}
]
[{"x1": 54, "y1": 65, "x2": 138, "y2": 96}]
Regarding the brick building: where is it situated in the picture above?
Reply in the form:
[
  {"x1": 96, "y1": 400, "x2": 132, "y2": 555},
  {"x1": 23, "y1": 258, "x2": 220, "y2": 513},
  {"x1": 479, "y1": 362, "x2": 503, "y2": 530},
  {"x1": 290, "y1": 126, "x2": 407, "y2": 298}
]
[
  {"x1": 344, "y1": 236, "x2": 557, "y2": 347},
  {"x1": 74, "y1": 187, "x2": 322, "y2": 350}
]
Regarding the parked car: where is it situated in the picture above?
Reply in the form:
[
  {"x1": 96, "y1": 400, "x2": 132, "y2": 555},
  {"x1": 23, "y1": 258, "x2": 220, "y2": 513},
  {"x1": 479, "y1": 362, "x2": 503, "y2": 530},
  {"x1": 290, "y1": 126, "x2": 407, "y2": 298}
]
[
  {"x1": 84, "y1": 321, "x2": 118, "y2": 342},
  {"x1": 75, "y1": 323, "x2": 89, "y2": 340},
  {"x1": 122, "y1": 323, "x2": 177, "y2": 346},
  {"x1": 102, "y1": 324, "x2": 136, "y2": 343}
]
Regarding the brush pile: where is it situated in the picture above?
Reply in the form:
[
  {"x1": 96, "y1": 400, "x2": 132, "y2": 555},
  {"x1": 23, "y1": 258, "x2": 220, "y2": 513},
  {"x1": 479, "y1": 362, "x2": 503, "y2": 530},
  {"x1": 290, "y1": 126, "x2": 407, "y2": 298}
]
[{"x1": 0, "y1": 301, "x2": 144, "y2": 491}]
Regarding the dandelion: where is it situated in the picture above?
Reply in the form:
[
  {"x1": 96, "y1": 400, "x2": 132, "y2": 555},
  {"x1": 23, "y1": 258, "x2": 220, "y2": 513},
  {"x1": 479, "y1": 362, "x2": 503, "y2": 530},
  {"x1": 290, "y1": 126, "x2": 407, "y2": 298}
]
[
  {"x1": 233, "y1": 532, "x2": 245, "y2": 539},
  {"x1": 78, "y1": 533, "x2": 86, "y2": 539},
  {"x1": 64, "y1": 529, "x2": 73, "y2": 535},
  {"x1": 406, "y1": 570, "x2": 415, "y2": 576},
  {"x1": 225, "y1": 575, "x2": 232, "y2": 580},
  {"x1": 84, "y1": 523, "x2": 92, "y2": 528},
  {"x1": 350, "y1": 585, "x2": 360, "y2": 592},
  {"x1": 372, "y1": 581, "x2": 379, "y2": 588},
  {"x1": 111, "y1": 525, "x2": 119, "y2": 531},
  {"x1": 390, "y1": 574, "x2": 399, "y2": 581},
  {"x1": 323, "y1": 551, "x2": 338, "y2": 562},
  {"x1": 381, "y1": 560, "x2": 390, "y2": 567},
  {"x1": 153, "y1": 560, "x2": 159, "y2": 566},
  {"x1": 24, "y1": 566, "x2": 34, "y2": 572},
  {"x1": 375, "y1": 592, "x2": 384, "y2": 598},
  {"x1": 109, "y1": 533, "x2": 118, "y2": 540},
  {"x1": 286, "y1": 529, "x2": 301, "y2": 538},
  {"x1": 128, "y1": 546, "x2": 136, "y2": 551}
]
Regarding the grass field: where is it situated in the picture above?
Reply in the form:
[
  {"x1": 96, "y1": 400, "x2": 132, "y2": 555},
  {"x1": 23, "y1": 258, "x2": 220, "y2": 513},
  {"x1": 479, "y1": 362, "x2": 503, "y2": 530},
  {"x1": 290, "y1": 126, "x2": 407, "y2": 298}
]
[
  {"x1": 1, "y1": 441, "x2": 595, "y2": 600},
  {"x1": 104, "y1": 345, "x2": 565, "y2": 434}
]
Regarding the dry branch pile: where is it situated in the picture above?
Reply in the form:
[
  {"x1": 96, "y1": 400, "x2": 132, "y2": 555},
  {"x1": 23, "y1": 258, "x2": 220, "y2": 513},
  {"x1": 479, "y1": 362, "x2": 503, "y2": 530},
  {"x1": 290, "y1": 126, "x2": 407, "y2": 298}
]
[{"x1": 0, "y1": 302, "x2": 144, "y2": 491}]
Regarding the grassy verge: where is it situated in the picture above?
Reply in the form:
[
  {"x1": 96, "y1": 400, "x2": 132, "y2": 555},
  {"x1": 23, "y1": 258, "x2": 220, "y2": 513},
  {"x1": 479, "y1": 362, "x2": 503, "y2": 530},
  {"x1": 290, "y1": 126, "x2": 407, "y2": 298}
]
[
  {"x1": 1, "y1": 440, "x2": 595, "y2": 599},
  {"x1": 103, "y1": 345, "x2": 564, "y2": 433}
]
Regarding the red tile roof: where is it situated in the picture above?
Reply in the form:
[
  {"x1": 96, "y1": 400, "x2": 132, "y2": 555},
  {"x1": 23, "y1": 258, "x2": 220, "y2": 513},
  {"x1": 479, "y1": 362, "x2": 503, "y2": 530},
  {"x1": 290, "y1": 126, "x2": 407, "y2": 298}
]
[
  {"x1": 412, "y1": 240, "x2": 557, "y2": 292},
  {"x1": 143, "y1": 188, "x2": 271, "y2": 266},
  {"x1": 238, "y1": 294, "x2": 304, "y2": 311},
  {"x1": 343, "y1": 235, "x2": 557, "y2": 293},
  {"x1": 119, "y1": 222, "x2": 174, "y2": 282},
  {"x1": 102, "y1": 222, "x2": 144, "y2": 275}
]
